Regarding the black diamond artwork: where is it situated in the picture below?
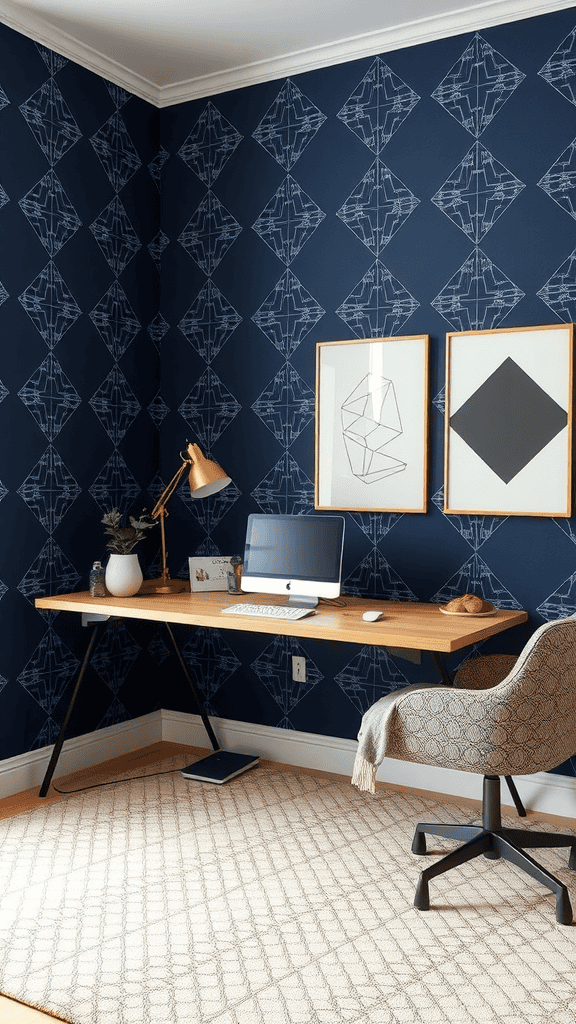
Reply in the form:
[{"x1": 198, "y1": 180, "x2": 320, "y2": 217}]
[{"x1": 450, "y1": 357, "x2": 567, "y2": 484}]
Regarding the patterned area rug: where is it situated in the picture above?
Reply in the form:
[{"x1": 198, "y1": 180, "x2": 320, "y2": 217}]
[{"x1": 1, "y1": 757, "x2": 576, "y2": 1024}]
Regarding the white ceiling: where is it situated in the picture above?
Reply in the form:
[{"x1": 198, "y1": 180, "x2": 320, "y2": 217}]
[{"x1": 0, "y1": 0, "x2": 573, "y2": 106}]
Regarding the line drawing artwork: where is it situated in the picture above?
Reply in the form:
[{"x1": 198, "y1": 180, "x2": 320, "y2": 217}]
[
  {"x1": 316, "y1": 336, "x2": 429, "y2": 513},
  {"x1": 341, "y1": 372, "x2": 406, "y2": 485}
]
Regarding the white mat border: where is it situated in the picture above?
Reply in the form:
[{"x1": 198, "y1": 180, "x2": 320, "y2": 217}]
[{"x1": 1, "y1": 708, "x2": 575, "y2": 821}]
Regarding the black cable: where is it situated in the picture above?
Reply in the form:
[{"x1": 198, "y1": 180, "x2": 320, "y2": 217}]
[{"x1": 53, "y1": 766, "x2": 184, "y2": 794}]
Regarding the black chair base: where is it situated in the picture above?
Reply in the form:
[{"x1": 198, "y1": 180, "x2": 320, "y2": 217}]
[
  {"x1": 411, "y1": 776, "x2": 576, "y2": 925},
  {"x1": 504, "y1": 774, "x2": 526, "y2": 817}
]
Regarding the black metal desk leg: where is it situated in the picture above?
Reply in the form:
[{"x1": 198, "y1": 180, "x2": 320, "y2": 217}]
[
  {"x1": 164, "y1": 622, "x2": 219, "y2": 751},
  {"x1": 431, "y1": 651, "x2": 453, "y2": 686},
  {"x1": 39, "y1": 622, "x2": 102, "y2": 797}
]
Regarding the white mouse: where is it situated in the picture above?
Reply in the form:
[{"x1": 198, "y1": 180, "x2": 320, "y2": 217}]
[{"x1": 362, "y1": 609, "x2": 383, "y2": 622}]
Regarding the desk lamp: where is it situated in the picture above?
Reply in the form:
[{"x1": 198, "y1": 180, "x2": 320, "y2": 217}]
[
  {"x1": 144, "y1": 441, "x2": 232, "y2": 594},
  {"x1": 145, "y1": 443, "x2": 260, "y2": 784}
]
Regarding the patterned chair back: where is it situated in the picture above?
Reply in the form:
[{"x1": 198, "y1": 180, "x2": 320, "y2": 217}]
[
  {"x1": 382, "y1": 616, "x2": 576, "y2": 778},
  {"x1": 481, "y1": 616, "x2": 576, "y2": 775}
]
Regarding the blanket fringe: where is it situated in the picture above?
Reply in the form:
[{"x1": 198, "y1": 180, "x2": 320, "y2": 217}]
[{"x1": 351, "y1": 753, "x2": 377, "y2": 794}]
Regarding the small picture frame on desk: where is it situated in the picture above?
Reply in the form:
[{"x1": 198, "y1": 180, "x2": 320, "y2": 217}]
[
  {"x1": 315, "y1": 335, "x2": 430, "y2": 513},
  {"x1": 444, "y1": 324, "x2": 573, "y2": 517},
  {"x1": 188, "y1": 556, "x2": 231, "y2": 592}
]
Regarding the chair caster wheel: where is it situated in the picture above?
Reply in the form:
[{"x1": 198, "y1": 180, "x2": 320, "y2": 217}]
[
  {"x1": 412, "y1": 830, "x2": 427, "y2": 855},
  {"x1": 556, "y1": 889, "x2": 573, "y2": 926},
  {"x1": 414, "y1": 873, "x2": 430, "y2": 911}
]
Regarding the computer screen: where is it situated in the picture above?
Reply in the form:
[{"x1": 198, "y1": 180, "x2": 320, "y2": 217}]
[{"x1": 241, "y1": 513, "x2": 345, "y2": 608}]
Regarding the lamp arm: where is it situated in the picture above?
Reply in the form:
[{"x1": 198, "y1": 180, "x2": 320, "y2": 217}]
[
  {"x1": 150, "y1": 456, "x2": 191, "y2": 519},
  {"x1": 144, "y1": 442, "x2": 228, "y2": 591}
]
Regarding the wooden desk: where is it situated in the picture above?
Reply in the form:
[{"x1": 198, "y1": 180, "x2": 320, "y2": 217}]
[
  {"x1": 35, "y1": 590, "x2": 528, "y2": 654},
  {"x1": 33, "y1": 590, "x2": 528, "y2": 797}
]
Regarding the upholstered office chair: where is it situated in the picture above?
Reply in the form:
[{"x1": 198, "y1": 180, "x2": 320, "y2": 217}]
[
  {"x1": 353, "y1": 617, "x2": 576, "y2": 924},
  {"x1": 453, "y1": 652, "x2": 528, "y2": 818}
]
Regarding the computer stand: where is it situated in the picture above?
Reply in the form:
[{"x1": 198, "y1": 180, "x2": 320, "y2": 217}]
[{"x1": 38, "y1": 615, "x2": 259, "y2": 796}]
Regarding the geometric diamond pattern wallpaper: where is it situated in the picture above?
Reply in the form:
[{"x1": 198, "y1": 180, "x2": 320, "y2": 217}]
[
  {"x1": 431, "y1": 143, "x2": 524, "y2": 244},
  {"x1": 432, "y1": 34, "x2": 525, "y2": 137},
  {"x1": 2, "y1": 9, "x2": 576, "y2": 778},
  {"x1": 0, "y1": 27, "x2": 160, "y2": 759}
]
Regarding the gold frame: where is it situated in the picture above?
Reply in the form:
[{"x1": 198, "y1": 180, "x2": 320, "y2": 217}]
[
  {"x1": 315, "y1": 335, "x2": 430, "y2": 513},
  {"x1": 444, "y1": 323, "x2": 574, "y2": 517}
]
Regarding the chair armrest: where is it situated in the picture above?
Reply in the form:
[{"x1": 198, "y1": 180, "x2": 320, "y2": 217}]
[{"x1": 383, "y1": 683, "x2": 516, "y2": 775}]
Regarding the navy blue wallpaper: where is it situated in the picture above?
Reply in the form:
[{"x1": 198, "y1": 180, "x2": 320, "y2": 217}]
[
  {"x1": 2, "y1": 9, "x2": 576, "y2": 779},
  {"x1": 0, "y1": 26, "x2": 161, "y2": 758}
]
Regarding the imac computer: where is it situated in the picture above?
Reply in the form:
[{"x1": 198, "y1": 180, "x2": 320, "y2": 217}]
[{"x1": 240, "y1": 513, "x2": 345, "y2": 608}]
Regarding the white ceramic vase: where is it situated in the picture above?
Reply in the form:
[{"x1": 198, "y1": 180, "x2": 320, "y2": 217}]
[{"x1": 105, "y1": 553, "x2": 143, "y2": 597}]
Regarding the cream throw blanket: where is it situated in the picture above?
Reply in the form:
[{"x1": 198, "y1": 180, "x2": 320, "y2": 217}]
[{"x1": 351, "y1": 684, "x2": 437, "y2": 793}]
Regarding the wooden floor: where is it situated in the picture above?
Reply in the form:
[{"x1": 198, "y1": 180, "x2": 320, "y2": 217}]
[
  {"x1": 0, "y1": 741, "x2": 206, "y2": 820},
  {"x1": 0, "y1": 997, "x2": 65, "y2": 1023}
]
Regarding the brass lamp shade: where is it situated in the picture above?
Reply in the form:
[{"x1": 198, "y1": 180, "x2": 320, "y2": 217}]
[{"x1": 187, "y1": 443, "x2": 231, "y2": 498}]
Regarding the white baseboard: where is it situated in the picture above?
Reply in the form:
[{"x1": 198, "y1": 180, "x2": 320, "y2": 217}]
[
  {"x1": 2, "y1": 709, "x2": 576, "y2": 822},
  {"x1": 0, "y1": 712, "x2": 161, "y2": 799},
  {"x1": 161, "y1": 709, "x2": 576, "y2": 820}
]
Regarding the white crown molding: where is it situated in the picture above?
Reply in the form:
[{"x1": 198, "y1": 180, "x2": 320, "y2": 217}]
[
  {"x1": 1, "y1": 0, "x2": 576, "y2": 107},
  {"x1": 157, "y1": 0, "x2": 576, "y2": 106},
  {"x1": 0, "y1": 1, "x2": 158, "y2": 105}
]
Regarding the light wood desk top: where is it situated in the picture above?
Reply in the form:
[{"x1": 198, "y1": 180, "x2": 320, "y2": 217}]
[{"x1": 35, "y1": 590, "x2": 528, "y2": 654}]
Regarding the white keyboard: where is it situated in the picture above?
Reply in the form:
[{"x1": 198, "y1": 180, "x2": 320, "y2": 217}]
[{"x1": 221, "y1": 603, "x2": 314, "y2": 621}]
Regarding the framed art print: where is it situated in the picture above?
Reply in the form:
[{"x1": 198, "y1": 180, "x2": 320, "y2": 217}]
[
  {"x1": 444, "y1": 324, "x2": 573, "y2": 517},
  {"x1": 315, "y1": 336, "x2": 430, "y2": 513}
]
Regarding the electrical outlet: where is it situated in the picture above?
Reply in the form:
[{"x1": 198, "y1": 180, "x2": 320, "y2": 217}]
[{"x1": 292, "y1": 655, "x2": 306, "y2": 682}]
